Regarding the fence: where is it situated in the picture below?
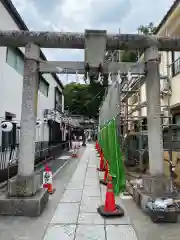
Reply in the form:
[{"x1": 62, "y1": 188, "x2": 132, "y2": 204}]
[
  {"x1": 0, "y1": 141, "x2": 69, "y2": 183},
  {"x1": 98, "y1": 118, "x2": 125, "y2": 196}
]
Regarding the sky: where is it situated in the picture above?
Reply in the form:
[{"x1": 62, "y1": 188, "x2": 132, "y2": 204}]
[{"x1": 12, "y1": 0, "x2": 174, "y2": 84}]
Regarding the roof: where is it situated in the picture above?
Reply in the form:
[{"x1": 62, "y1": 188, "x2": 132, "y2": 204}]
[
  {"x1": 154, "y1": 0, "x2": 180, "y2": 34},
  {"x1": 1, "y1": 0, "x2": 64, "y2": 90}
]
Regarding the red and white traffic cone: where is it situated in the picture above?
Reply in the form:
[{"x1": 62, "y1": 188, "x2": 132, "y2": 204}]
[
  {"x1": 97, "y1": 150, "x2": 105, "y2": 172},
  {"x1": 99, "y1": 160, "x2": 109, "y2": 185},
  {"x1": 43, "y1": 165, "x2": 55, "y2": 194}
]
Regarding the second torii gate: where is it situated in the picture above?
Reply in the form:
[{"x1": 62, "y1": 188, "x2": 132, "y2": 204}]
[{"x1": 0, "y1": 29, "x2": 177, "y2": 216}]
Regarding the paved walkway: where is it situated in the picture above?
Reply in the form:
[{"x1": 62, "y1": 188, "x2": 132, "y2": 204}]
[{"x1": 43, "y1": 144, "x2": 138, "y2": 240}]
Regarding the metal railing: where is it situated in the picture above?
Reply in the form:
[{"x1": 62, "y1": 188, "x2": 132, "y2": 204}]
[{"x1": 0, "y1": 141, "x2": 69, "y2": 183}]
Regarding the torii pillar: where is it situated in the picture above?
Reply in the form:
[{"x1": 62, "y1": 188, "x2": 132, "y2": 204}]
[
  {"x1": 143, "y1": 46, "x2": 172, "y2": 196},
  {"x1": 0, "y1": 43, "x2": 49, "y2": 216}
]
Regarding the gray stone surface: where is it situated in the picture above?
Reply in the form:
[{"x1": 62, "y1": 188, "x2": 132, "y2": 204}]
[
  {"x1": 80, "y1": 196, "x2": 102, "y2": 213},
  {"x1": 67, "y1": 181, "x2": 84, "y2": 190},
  {"x1": 145, "y1": 46, "x2": 164, "y2": 176},
  {"x1": 18, "y1": 43, "x2": 40, "y2": 176},
  {"x1": 75, "y1": 225, "x2": 105, "y2": 240},
  {"x1": 78, "y1": 212, "x2": 104, "y2": 225},
  {"x1": 8, "y1": 173, "x2": 41, "y2": 197},
  {"x1": 0, "y1": 188, "x2": 49, "y2": 217},
  {"x1": 60, "y1": 190, "x2": 82, "y2": 203},
  {"x1": 2, "y1": 30, "x2": 180, "y2": 51},
  {"x1": 43, "y1": 225, "x2": 76, "y2": 240},
  {"x1": 51, "y1": 203, "x2": 80, "y2": 224},
  {"x1": 106, "y1": 225, "x2": 138, "y2": 240},
  {"x1": 83, "y1": 185, "x2": 100, "y2": 197},
  {"x1": 142, "y1": 174, "x2": 173, "y2": 196}
]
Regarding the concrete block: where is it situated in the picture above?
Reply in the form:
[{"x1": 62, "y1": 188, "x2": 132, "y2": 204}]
[
  {"x1": 142, "y1": 175, "x2": 173, "y2": 196},
  {"x1": 8, "y1": 174, "x2": 41, "y2": 197},
  {"x1": 0, "y1": 189, "x2": 49, "y2": 217}
]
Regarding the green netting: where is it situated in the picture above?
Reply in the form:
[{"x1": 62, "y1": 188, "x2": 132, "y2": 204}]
[{"x1": 98, "y1": 118, "x2": 125, "y2": 196}]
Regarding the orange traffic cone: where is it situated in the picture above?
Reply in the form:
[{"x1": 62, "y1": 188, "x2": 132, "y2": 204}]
[
  {"x1": 99, "y1": 161, "x2": 109, "y2": 185},
  {"x1": 97, "y1": 175, "x2": 124, "y2": 217},
  {"x1": 48, "y1": 182, "x2": 55, "y2": 194},
  {"x1": 97, "y1": 150, "x2": 105, "y2": 172}
]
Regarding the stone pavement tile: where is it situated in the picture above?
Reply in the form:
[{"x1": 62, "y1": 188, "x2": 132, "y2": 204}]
[
  {"x1": 75, "y1": 225, "x2": 105, "y2": 240},
  {"x1": 78, "y1": 212, "x2": 104, "y2": 225},
  {"x1": 88, "y1": 163, "x2": 97, "y2": 168},
  {"x1": 60, "y1": 190, "x2": 82, "y2": 203},
  {"x1": 43, "y1": 225, "x2": 76, "y2": 240},
  {"x1": 80, "y1": 196, "x2": 102, "y2": 212},
  {"x1": 51, "y1": 203, "x2": 80, "y2": 224},
  {"x1": 86, "y1": 173, "x2": 98, "y2": 180},
  {"x1": 83, "y1": 185, "x2": 100, "y2": 197},
  {"x1": 106, "y1": 225, "x2": 138, "y2": 240},
  {"x1": 84, "y1": 175, "x2": 99, "y2": 184},
  {"x1": 84, "y1": 180, "x2": 99, "y2": 187},
  {"x1": 71, "y1": 175, "x2": 86, "y2": 182},
  {"x1": 105, "y1": 215, "x2": 131, "y2": 225},
  {"x1": 67, "y1": 181, "x2": 84, "y2": 190}
]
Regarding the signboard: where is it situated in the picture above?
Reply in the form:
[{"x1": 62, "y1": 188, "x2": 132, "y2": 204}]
[{"x1": 43, "y1": 171, "x2": 52, "y2": 185}]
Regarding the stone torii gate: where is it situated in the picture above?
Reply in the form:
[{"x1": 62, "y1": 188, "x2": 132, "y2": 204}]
[{"x1": 0, "y1": 29, "x2": 178, "y2": 216}]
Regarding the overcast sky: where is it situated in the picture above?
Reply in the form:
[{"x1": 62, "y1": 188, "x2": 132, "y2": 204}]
[{"x1": 12, "y1": 0, "x2": 174, "y2": 83}]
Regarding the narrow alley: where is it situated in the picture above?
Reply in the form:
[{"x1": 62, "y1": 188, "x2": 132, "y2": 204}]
[{"x1": 43, "y1": 144, "x2": 138, "y2": 240}]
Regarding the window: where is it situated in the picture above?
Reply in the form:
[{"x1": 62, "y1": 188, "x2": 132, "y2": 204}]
[
  {"x1": 39, "y1": 76, "x2": 49, "y2": 97},
  {"x1": 171, "y1": 51, "x2": 180, "y2": 77},
  {"x1": 6, "y1": 47, "x2": 24, "y2": 75},
  {"x1": 55, "y1": 87, "x2": 62, "y2": 112}
]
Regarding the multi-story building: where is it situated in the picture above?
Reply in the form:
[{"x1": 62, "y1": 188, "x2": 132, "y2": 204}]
[
  {"x1": 127, "y1": 0, "x2": 180, "y2": 129},
  {"x1": 0, "y1": 0, "x2": 65, "y2": 158},
  {"x1": 123, "y1": 0, "x2": 180, "y2": 175}
]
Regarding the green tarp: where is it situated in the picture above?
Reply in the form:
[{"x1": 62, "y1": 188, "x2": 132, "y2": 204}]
[{"x1": 98, "y1": 118, "x2": 125, "y2": 195}]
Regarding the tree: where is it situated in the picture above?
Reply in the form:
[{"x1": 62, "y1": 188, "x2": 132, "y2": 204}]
[
  {"x1": 120, "y1": 50, "x2": 138, "y2": 62},
  {"x1": 64, "y1": 81, "x2": 107, "y2": 119},
  {"x1": 120, "y1": 22, "x2": 157, "y2": 62},
  {"x1": 138, "y1": 22, "x2": 157, "y2": 35}
]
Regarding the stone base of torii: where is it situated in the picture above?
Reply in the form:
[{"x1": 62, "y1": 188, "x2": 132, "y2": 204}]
[{"x1": 0, "y1": 29, "x2": 176, "y2": 216}]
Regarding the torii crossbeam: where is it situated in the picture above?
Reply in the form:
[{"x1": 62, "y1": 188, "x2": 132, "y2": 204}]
[{"x1": 0, "y1": 30, "x2": 180, "y2": 50}]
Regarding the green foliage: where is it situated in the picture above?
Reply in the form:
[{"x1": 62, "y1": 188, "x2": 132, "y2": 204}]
[
  {"x1": 120, "y1": 50, "x2": 138, "y2": 62},
  {"x1": 120, "y1": 22, "x2": 157, "y2": 62},
  {"x1": 64, "y1": 80, "x2": 107, "y2": 119},
  {"x1": 138, "y1": 22, "x2": 157, "y2": 35}
]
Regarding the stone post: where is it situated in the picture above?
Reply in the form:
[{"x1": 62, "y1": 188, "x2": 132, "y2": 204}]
[
  {"x1": 0, "y1": 43, "x2": 49, "y2": 217},
  {"x1": 18, "y1": 43, "x2": 39, "y2": 176},
  {"x1": 143, "y1": 46, "x2": 172, "y2": 196},
  {"x1": 144, "y1": 46, "x2": 164, "y2": 175}
]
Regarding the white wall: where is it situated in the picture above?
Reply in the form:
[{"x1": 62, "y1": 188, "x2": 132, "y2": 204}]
[{"x1": 0, "y1": 2, "x2": 64, "y2": 145}]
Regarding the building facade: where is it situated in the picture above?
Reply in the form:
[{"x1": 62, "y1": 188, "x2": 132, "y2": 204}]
[
  {"x1": 0, "y1": 0, "x2": 65, "y2": 153},
  {"x1": 127, "y1": 0, "x2": 180, "y2": 129}
]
